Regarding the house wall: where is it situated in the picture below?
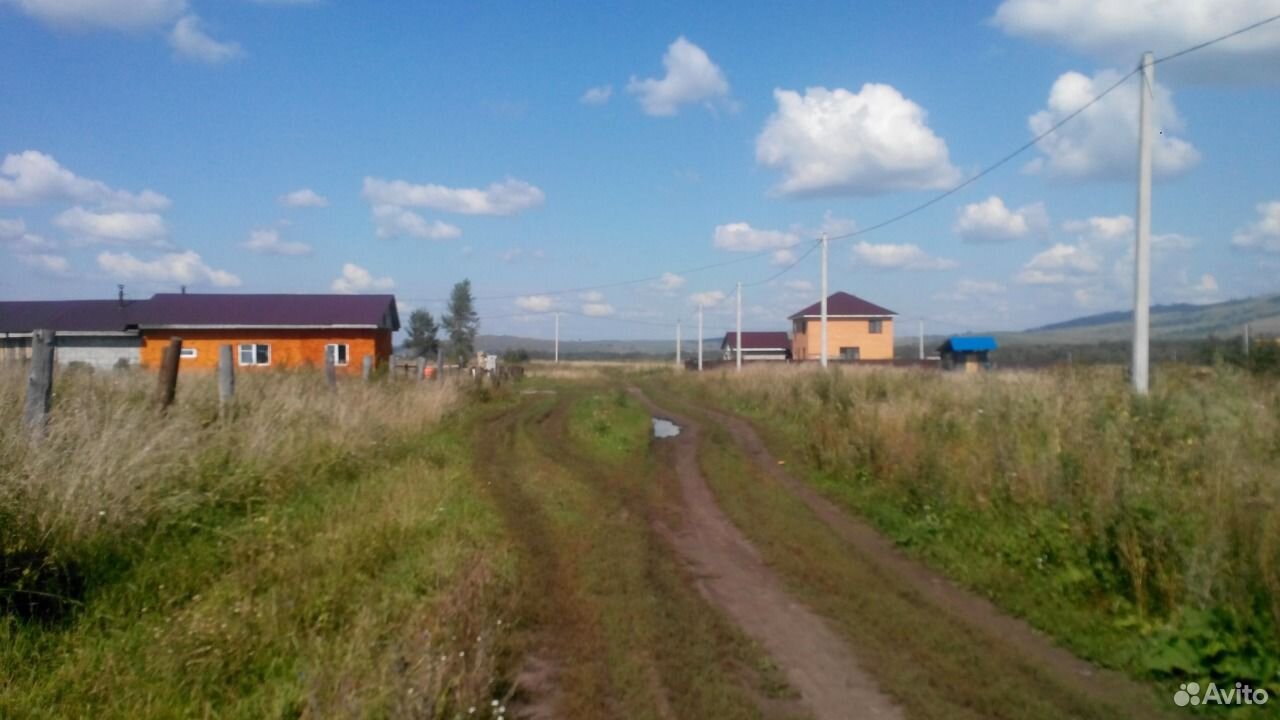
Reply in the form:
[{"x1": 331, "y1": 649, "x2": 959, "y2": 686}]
[
  {"x1": 139, "y1": 328, "x2": 392, "y2": 373},
  {"x1": 793, "y1": 317, "x2": 894, "y2": 361},
  {"x1": 1, "y1": 335, "x2": 140, "y2": 368}
]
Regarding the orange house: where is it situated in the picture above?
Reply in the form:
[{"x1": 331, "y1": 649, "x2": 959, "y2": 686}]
[
  {"x1": 790, "y1": 292, "x2": 896, "y2": 361},
  {"x1": 134, "y1": 293, "x2": 399, "y2": 374}
]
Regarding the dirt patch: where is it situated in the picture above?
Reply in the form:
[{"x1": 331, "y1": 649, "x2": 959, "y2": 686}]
[{"x1": 633, "y1": 389, "x2": 903, "y2": 720}]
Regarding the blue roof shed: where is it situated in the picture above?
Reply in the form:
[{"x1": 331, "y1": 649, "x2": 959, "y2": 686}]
[{"x1": 938, "y1": 336, "x2": 997, "y2": 353}]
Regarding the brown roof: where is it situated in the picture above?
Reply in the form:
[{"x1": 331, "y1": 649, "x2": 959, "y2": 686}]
[
  {"x1": 134, "y1": 293, "x2": 399, "y2": 330},
  {"x1": 789, "y1": 292, "x2": 895, "y2": 319},
  {"x1": 0, "y1": 300, "x2": 140, "y2": 334},
  {"x1": 721, "y1": 331, "x2": 791, "y2": 350}
]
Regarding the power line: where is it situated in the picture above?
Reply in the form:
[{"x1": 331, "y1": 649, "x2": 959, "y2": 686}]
[{"x1": 1152, "y1": 11, "x2": 1280, "y2": 66}]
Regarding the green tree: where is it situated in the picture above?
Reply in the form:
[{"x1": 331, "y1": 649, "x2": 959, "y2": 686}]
[
  {"x1": 402, "y1": 309, "x2": 439, "y2": 358},
  {"x1": 443, "y1": 279, "x2": 479, "y2": 366}
]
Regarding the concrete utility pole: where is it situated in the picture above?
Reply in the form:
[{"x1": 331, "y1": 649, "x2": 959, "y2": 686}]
[
  {"x1": 676, "y1": 319, "x2": 682, "y2": 368},
  {"x1": 918, "y1": 320, "x2": 925, "y2": 360},
  {"x1": 820, "y1": 232, "x2": 829, "y2": 368},
  {"x1": 1132, "y1": 51, "x2": 1154, "y2": 395},
  {"x1": 697, "y1": 303, "x2": 704, "y2": 372},
  {"x1": 554, "y1": 312, "x2": 560, "y2": 363},
  {"x1": 736, "y1": 281, "x2": 743, "y2": 372}
]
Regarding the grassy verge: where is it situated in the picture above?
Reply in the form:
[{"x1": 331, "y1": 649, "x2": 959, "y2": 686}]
[{"x1": 666, "y1": 364, "x2": 1280, "y2": 699}]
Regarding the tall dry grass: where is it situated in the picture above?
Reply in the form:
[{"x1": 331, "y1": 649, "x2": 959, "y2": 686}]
[{"x1": 682, "y1": 363, "x2": 1280, "y2": 684}]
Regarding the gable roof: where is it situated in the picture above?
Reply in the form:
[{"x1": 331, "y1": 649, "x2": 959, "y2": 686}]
[
  {"x1": 789, "y1": 292, "x2": 896, "y2": 319},
  {"x1": 721, "y1": 331, "x2": 790, "y2": 350},
  {"x1": 134, "y1": 294, "x2": 400, "y2": 331},
  {"x1": 938, "y1": 336, "x2": 997, "y2": 353},
  {"x1": 0, "y1": 300, "x2": 140, "y2": 335}
]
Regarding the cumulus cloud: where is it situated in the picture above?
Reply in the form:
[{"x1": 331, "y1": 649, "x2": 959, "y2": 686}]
[
  {"x1": 55, "y1": 206, "x2": 167, "y2": 244},
  {"x1": 954, "y1": 196, "x2": 1048, "y2": 243},
  {"x1": 1026, "y1": 69, "x2": 1199, "y2": 181},
  {"x1": 18, "y1": 252, "x2": 70, "y2": 275},
  {"x1": 1232, "y1": 200, "x2": 1280, "y2": 253},
  {"x1": 689, "y1": 290, "x2": 726, "y2": 307},
  {"x1": 515, "y1": 295, "x2": 555, "y2": 313},
  {"x1": 579, "y1": 290, "x2": 605, "y2": 303},
  {"x1": 370, "y1": 204, "x2": 462, "y2": 240},
  {"x1": 4, "y1": 0, "x2": 186, "y2": 30},
  {"x1": 0, "y1": 216, "x2": 53, "y2": 251},
  {"x1": 712, "y1": 222, "x2": 800, "y2": 252},
  {"x1": 1015, "y1": 243, "x2": 1101, "y2": 285},
  {"x1": 278, "y1": 188, "x2": 328, "y2": 208},
  {"x1": 330, "y1": 262, "x2": 393, "y2": 293},
  {"x1": 852, "y1": 241, "x2": 957, "y2": 270},
  {"x1": 243, "y1": 228, "x2": 311, "y2": 256},
  {"x1": 169, "y1": 15, "x2": 242, "y2": 64},
  {"x1": 581, "y1": 302, "x2": 615, "y2": 317},
  {"x1": 1062, "y1": 214, "x2": 1134, "y2": 241},
  {"x1": 656, "y1": 272, "x2": 686, "y2": 290},
  {"x1": 756, "y1": 84, "x2": 961, "y2": 196},
  {"x1": 98, "y1": 250, "x2": 240, "y2": 287},
  {"x1": 627, "y1": 36, "x2": 732, "y2": 116},
  {"x1": 362, "y1": 177, "x2": 544, "y2": 216},
  {"x1": 992, "y1": 0, "x2": 1280, "y2": 82},
  {"x1": 580, "y1": 85, "x2": 613, "y2": 105},
  {"x1": 0, "y1": 150, "x2": 169, "y2": 210},
  {"x1": 771, "y1": 249, "x2": 797, "y2": 265}
]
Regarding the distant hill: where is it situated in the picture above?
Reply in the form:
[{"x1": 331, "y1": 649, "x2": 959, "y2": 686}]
[{"x1": 1013, "y1": 294, "x2": 1280, "y2": 344}]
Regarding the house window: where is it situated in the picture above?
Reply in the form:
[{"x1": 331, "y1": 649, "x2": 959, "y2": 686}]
[
  {"x1": 869, "y1": 319, "x2": 883, "y2": 334},
  {"x1": 238, "y1": 343, "x2": 271, "y2": 366},
  {"x1": 180, "y1": 347, "x2": 198, "y2": 359},
  {"x1": 839, "y1": 346, "x2": 860, "y2": 360},
  {"x1": 325, "y1": 343, "x2": 349, "y2": 366}
]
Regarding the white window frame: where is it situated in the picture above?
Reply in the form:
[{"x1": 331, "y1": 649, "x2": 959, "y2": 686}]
[
  {"x1": 325, "y1": 343, "x2": 349, "y2": 366},
  {"x1": 238, "y1": 343, "x2": 271, "y2": 367},
  {"x1": 180, "y1": 347, "x2": 198, "y2": 359}
]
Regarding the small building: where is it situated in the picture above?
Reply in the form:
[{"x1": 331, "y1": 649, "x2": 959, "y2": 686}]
[
  {"x1": 937, "y1": 336, "x2": 997, "y2": 372},
  {"x1": 0, "y1": 299, "x2": 141, "y2": 368},
  {"x1": 721, "y1": 331, "x2": 791, "y2": 362},
  {"x1": 790, "y1": 292, "x2": 896, "y2": 361}
]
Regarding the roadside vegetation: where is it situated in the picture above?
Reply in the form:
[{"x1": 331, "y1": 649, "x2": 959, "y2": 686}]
[{"x1": 666, "y1": 363, "x2": 1280, "y2": 697}]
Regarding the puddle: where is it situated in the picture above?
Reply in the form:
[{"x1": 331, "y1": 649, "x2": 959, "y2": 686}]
[{"x1": 652, "y1": 417, "x2": 681, "y2": 438}]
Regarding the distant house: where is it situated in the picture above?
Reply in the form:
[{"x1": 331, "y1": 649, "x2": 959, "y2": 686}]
[
  {"x1": 937, "y1": 336, "x2": 997, "y2": 372},
  {"x1": 721, "y1": 331, "x2": 791, "y2": 362},
  {"x1": 0, "y1": 292, "x2": 400, "y2": 374},
  {"x1": 789, "y1": 292, "x2": 896, "y2": 361}
]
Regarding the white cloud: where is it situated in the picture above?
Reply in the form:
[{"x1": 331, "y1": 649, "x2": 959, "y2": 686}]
[
  {"x1": 992, "y1": 0, "x2": 1280, "y2": 82},
  {"x1": 362, "y1": 177, "x2": 544, "y2": 216},
  {"x1": 370, "y1": 204, "x2": 462, "y2": 240},
  {"x1": 5, "y1": 0, "x2": 186, "y2": 30},
  {"x1": 330, "y1": 262, "x2": 393, "y2": 294},
  {"x1": 169, "y1": 15, "x2": 242, "y2": 64},
  {"x1": 243, "y1": 228, "x2": 311, "y2": 256},
  {"x1": 1189, "y1": 272, "x2": 1218, "y2": 294},
  {"x1": 0, "y1": 217, "x2": 52, "y2": 251},
  {"x1": 278, "y1": 188, "x2": 328, "y2": 208},
  {"x1": 954, "y1": 196, "x2": 1047, "y2": 243},
  {"x1": 0, "y1": 150, "x2": 169, "y2": 210},
  {"x1": 55, "y1": 206, "x2": 166, "y2": 244},
  {"x1": 581, "y1": 302, "x2": 615, "y2": 317},
  {"x1": 579, "y1": 290, "x2": 605, "y2": 303},
  {"x1": 771, "y1": 249, "x2": 797, "y2": 265},
  {"x1": 580, "y1": 85, "x2": 613, "y2": 105},
  {"x1": 0, "y1": 217, "x2": 22, "y2": 238},
  {"x1": 18, "y1": 252, "x2": 70, "y2": 275},
  {"x1": 756, "y1": 84, "x2": 961, "y2": 196},
  {"x1": 98, "y1": 250, "x2": 240, "y2": 287},
  {"x1": 1232, "y1": 200, "x2": 1280, "y2": 253},
  {"x1": 656, "y1": 272, "x2": 686, "y2": 290},
  {"x1": 1062, "y1": 214, "x2": 1134, "y2": 241},
  {"x1": 852, "y1": 241, "x2": 958, "y2": 271},
  {"x1": 515, "y1": 295, "x2": 555, "y2": 313},
  {"x1": 1015, "y1": 243, "x2": 1101, "y2": 285},
  {"x1": 689, "y1": 290, "x2": 726, "y2": 307},
  {"x1": 712, "y1": 222, "x2": 800, "y2": 252},
  {"x1": 1026, "y1": 69, "x2": 1199, "y2": 181},
  {"x1": 935, "y1": 278, "x2": 1008, "y2": 303},
  {"x1": 627, "y1": 36, "x2": 732, "y2": 116}
]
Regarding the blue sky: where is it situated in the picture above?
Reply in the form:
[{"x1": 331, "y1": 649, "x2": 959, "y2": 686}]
[{"x1": 3, "y1": 0, "x2": 1280, "y2": 340}]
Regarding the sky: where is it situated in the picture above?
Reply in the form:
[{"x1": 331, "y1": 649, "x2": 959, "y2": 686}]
[{"x1": 3, "y1": 0, "x2": 1280, "y2": 341}]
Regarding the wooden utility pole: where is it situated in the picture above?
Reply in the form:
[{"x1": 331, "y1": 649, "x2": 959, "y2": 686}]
[
  {"x1": 156, "y1": 337, "x2": 182, "y2": 410},
  {"x1": 217, "y1": 344, "x2": 235, "y2": 413},
  {"x1": 24, "y1": 329, "x2": 55, "y2": 438}
]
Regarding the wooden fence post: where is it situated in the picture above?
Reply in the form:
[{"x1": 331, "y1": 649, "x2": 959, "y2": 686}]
[
  {"x1": 218, "y1": 344, "x2": 235, "y2": 414},
  {"x1": 325, "y1": 354, "x2": 338, "y2": 390},
  {"x1": 156, "y1": 337, "x2": 182, "y2": 410},
  {"x1": 24, "y1": 329, "x2": 55, "y2": 438},
  {"x1": 414, "y1": 357, "x2": 425, "y2": 382},
  {"x1": 362, "y1": 355, "x2": 373, "y2": 381}
]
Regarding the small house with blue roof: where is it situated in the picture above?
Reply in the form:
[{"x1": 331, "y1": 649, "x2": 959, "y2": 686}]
[{"x1": 937, "y1": 336, "x2": 997, "y2": 372}]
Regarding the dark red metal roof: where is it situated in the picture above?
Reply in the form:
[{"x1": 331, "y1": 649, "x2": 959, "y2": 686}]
[
  {"x1": 0, "y1": 300, "x2": 140, "y2": 334},
  {"x1": 789, "y1": 292, "x2": 895, "y2": 319},
  {"x1": 721, "y1": 331, "x2": 791, "y2": 350},
  {"x1": 135, "y1": 294, "x2": 399, "y2": 330}
]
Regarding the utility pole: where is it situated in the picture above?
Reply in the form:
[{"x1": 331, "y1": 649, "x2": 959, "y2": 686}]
[
  {"x1": 820, "y1": 232, "x2": 829, "y2": 368},
  {"x1": 1244, "y1": 323, "x2": 1251, "y2": 357},
  {"x1": 676, "y1": 319, "x2": 682, "y2": 368},
  {"x1": 554, "y1": 312, "x2": 560, "y2": 364},
  {"x1": 1132, "y1": 51, "x2": 1154, "y2": 395},
  {"x1": 697, "y1": 303, "x2": 704, "y2": 372},
  {"x1": 918, "y1": 320, "x2": 924, "y2": 360},
  {"x1": 736, "y1": 281, "x2": 743, "y2": 372}
]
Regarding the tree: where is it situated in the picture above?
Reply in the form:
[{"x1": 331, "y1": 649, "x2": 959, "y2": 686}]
[
  {"x1": 443, "y1": 279, "x2": 479, "y2": 365},
  {"x1": 403, "y1": 309, "x2": 439, "y2": 358}
]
